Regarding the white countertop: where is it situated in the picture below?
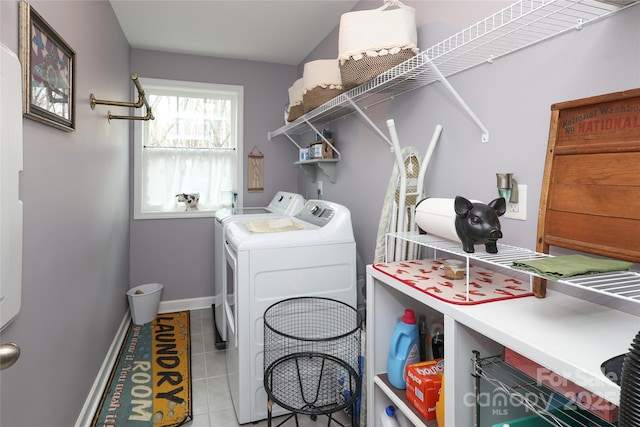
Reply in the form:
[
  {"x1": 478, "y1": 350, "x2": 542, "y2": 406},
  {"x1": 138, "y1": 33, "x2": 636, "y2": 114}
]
[{"x1": 367, "y1": 265, "x2": 640, "y2": 405}]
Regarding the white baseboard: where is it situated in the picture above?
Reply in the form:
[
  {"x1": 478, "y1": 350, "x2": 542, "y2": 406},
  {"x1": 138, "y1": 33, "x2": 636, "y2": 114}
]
[
  {"x1": 74, "y1": 296, "x2": 215, "y2": 427},
  {"x1": 74, "y1": 312, "x2": 131, "y2": 427}
]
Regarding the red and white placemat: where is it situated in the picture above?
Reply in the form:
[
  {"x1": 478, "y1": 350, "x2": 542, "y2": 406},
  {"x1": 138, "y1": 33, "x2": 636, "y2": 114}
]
[{"x1": 372, "y1": 259, "x2": 533, "y2": 305}]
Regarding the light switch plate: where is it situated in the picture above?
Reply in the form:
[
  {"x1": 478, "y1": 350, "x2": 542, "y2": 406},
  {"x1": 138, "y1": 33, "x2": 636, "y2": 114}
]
[{"x1": 505, "y1": 184, "x2": 527, "y2": 220}]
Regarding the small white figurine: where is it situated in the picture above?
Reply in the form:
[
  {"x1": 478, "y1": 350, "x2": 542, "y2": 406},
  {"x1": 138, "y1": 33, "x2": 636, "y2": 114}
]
[{"x1": 176, "y1": 193, "x2": 200, "y2": 211}]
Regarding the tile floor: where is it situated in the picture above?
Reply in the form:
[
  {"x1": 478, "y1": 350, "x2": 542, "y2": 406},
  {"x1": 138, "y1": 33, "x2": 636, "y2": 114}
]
[{"x1": 186, "y1": 308, "x2": 355, "y2": 427}]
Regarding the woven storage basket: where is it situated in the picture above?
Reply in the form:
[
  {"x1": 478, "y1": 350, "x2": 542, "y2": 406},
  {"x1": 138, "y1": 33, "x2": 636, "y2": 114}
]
[
  {"x1": 302, "y1": 59, "x2": 344, "y2": 113},
  {"x1": 338, "y1": 0, "x2": 418, "y2": 89},
  {"x1": 286, "y1": 78, "x2": 304, "y2": 122}
]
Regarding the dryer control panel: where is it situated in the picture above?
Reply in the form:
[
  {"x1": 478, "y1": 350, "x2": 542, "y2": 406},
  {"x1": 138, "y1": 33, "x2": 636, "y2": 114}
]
[{"x1": 294, "y1": 200, "x2": 336, "y2": 228}]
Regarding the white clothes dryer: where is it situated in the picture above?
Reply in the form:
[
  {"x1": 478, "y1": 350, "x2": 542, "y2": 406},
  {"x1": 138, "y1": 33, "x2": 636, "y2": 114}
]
[
  {"x1": 223, "y1": 200, "x2": 357, "y2": 424},
  {"x1": 213, "y1": 191, "x2": 304, "y2": 348}
]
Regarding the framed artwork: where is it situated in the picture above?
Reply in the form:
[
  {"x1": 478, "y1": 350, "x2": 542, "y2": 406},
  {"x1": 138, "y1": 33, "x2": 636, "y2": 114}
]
[{"x1": 19, "y1": 0, "x2": 76, "y2": 131}]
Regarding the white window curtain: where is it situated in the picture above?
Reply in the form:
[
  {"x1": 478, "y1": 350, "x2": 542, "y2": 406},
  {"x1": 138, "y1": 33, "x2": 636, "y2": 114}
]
[{"x1": 142, "y1": 147, "x2": 235, "y2": 212}]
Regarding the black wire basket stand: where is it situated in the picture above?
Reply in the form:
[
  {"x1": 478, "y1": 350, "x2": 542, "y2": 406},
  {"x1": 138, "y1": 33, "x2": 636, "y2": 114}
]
[{"x1": 263, "y1": 297, "x2": 363, "y2": 427}]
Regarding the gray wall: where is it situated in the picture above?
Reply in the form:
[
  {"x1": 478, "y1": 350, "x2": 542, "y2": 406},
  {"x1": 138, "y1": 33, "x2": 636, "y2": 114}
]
[
  {"x1": 129, "y1": 50, "x2": 299, "y2": 301},
  {"x1": 0, "y1": 1, "x2": 131, "y2": 426}
]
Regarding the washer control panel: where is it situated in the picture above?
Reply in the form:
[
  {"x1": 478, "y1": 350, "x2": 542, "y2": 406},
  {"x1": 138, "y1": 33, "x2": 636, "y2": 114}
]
[{"x1": 294, "y1": 200, "x2": 336, "y2": 227}]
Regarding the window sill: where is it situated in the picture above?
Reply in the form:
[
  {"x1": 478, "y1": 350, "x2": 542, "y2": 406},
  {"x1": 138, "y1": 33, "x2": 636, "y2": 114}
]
[{"x1": 133, "y1": 210, "x2": 215, "y2": 220}]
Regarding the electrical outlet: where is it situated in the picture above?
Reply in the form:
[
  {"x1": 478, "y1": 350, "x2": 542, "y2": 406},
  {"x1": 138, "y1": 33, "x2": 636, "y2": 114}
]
[
  {"x1": 504, "y1": 184, "x2": 527, "y2": 220},
  {"x1": 317, "y1": 180, "x2": 323, "y2": 196}
]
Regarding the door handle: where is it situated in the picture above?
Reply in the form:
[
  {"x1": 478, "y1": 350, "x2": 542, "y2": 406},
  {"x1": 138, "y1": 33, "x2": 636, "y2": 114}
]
[{"x1": 0, "y1": 343, "x2": 20, "y2": 370}]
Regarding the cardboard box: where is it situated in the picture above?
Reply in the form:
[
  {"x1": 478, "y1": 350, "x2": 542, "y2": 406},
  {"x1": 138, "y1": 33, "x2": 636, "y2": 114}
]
[
  {"x1": 405, "y1": 359, "x2": 444, "y2": 420},
  {"x1": 309, "y1": 139, "x2": 334, "y2": 159},
  {"x1": 504, "y1": 348, "x2": 618, "y2": 422},
  {"x1": 310, "y1": 143, "x2": 322, "y2": 159}
]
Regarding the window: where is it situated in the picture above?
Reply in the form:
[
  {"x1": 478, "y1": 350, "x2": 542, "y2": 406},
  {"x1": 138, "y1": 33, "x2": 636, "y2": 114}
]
[{"x1": 133, "y1": 78, "x2": 243, "y2": 219}]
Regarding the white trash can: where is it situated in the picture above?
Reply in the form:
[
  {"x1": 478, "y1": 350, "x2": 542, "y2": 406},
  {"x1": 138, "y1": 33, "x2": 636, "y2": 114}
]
[{"x1": 127, "y1": 283, "x2": 163, "y2": 325}]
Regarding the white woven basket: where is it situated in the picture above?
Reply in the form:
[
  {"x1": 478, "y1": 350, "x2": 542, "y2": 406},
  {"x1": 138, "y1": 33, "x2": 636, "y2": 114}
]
[
  {"x1": 302, "y1": 59, "x2": 344, "y2": 113},
  {"x1": 338, "y1": 0, "x2": 418, "y2": 88},
  {"x1": 286, "y1": 78, "x2": 304, "y2": 122}
]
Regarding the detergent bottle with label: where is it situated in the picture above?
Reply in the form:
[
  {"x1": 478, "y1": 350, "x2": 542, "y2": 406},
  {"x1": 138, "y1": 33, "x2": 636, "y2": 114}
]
[
  {"x1": 387, "y1": 308, "x2": 420, "y2": 389},
  {"x1": 380, "y1": 405, "x2": 401, "y2": 427}
]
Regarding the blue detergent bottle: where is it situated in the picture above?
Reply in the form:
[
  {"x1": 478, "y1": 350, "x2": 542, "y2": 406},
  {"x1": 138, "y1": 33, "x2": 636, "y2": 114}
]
[{"x1": 387, "y1": 308, "x2": 420, "y2": 389}]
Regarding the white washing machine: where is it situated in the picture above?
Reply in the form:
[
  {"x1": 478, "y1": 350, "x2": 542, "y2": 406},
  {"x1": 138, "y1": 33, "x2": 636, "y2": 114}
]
[
  {"x1": 223, "y1": 200, "x2": 357, "y2": 424},
  {"x1": 213, "y1": 191, "x2": 305, "y2": 348}
]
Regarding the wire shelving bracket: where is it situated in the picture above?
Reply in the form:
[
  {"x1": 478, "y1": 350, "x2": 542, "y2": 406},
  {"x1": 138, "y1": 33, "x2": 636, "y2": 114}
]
[{"x1": 268, "y1": 0, "x2": 638, "y2": 145}]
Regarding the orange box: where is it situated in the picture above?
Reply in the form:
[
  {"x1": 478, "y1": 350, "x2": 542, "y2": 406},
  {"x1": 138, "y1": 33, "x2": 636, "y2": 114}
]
[
  {"x1": 405, "y1": 359, "x2": 444, "y2": 420},
  {"x1": 504, "y1": 348, "x2": 618, "y2": 422}
]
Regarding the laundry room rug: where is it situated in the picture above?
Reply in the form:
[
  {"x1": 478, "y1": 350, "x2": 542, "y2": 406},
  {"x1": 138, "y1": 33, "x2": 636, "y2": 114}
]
[
  {"x1": 373, "y1": 259, "x2": 534, "y2": 305},
  {"x1": 91, "y1": 311, "x2": 192, "y2": 427}
]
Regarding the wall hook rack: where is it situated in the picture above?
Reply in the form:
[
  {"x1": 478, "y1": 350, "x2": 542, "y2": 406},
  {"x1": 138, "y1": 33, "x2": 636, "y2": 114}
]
[{"x1": 90, "y1": 73, "x2": 154, "y2": 122}]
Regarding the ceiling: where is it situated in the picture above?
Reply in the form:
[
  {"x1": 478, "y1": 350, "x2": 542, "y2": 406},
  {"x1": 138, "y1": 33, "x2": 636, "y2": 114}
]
[{"x1": 109, "y1": 1, "x2": 360, "y2": 66}]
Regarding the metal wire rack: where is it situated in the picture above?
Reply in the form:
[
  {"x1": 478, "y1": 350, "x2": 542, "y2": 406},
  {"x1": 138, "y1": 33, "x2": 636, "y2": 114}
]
[
  {"x1": 386, "y1": 231, "x2": 640, "y2": 305},
  {"x1": 473, "y1": 352, "x2": 618, "y2": 427},
  {"x1": 268, "y1": 0, "x2": 638, "y2": 140},
  {"x1": 263, "y1": 297, "x2": 362, "y2": 426}
]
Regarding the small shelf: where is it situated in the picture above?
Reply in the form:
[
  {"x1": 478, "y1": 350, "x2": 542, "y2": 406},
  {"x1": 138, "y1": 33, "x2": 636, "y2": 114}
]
[
  {"x1": 294, "y1": 158, "x2": 339, "y2": 183},
  {"x1": 373, "y1": 374, "x2": 438, "y2": 427},
  {"x1": 387, "y1": 231, "x2": 640, "y2": 306},
  {"x1": 269, "y1": 0, "x2": 637, "y2": 141},
  {"x1": 474, "y1": 354, "x2": 617, "y2": 427}
]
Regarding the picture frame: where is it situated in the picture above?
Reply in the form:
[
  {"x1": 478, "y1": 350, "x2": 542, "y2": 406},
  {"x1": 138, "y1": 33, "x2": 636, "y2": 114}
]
[{"x1": 19, "y1": 0, "x2": 76, "y2": 132}]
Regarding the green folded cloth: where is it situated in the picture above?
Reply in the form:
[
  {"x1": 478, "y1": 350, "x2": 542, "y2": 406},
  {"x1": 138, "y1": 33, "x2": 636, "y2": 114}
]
[{"x1": 511, "y1": 254, "x2": 633, "y2": 280}]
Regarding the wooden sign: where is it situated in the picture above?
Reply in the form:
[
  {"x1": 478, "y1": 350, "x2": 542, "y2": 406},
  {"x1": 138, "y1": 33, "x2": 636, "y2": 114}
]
[
  {"x1": 556, "y1": 95, "x2": 640, "y2": 146},
  {"x1": 536, "y1": 88, "x2": 640, "y2": 297},
  {"x1": 248, "y1": 146, "x2": 264, "y2": 193}
]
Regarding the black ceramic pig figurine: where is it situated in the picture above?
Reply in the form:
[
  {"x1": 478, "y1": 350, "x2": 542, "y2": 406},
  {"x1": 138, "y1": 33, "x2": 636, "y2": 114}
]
[{"x1": 454, "y1": 196, "x2": 506, "y2": 254}]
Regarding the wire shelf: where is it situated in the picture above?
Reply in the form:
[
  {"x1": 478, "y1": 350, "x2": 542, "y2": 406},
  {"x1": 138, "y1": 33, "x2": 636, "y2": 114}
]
[
  {"x1": 268, "y1": 0, "x2": 638, "y2": 139},
  {"x1": 386, "y1": 231, "x2": 640, "y2": 305},
  {"x1": 474, "y1": 354, "x2": 618, "y2": 427}
]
